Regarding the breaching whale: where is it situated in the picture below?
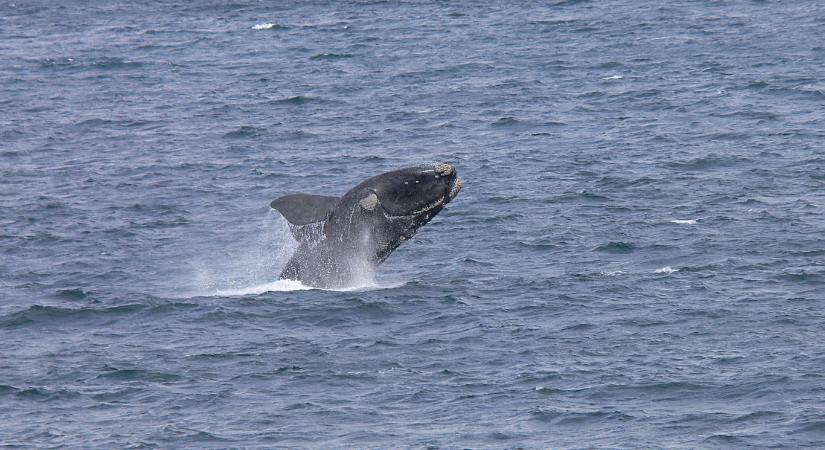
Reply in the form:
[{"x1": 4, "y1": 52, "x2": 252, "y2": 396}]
[{"x1": 270, "y1": 163, "x2": 463, "y2": 288}]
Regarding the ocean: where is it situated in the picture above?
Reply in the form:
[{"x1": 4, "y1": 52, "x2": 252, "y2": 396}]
[{"x1": 2, "y1": 0, "x2": 825, "y2": 447}]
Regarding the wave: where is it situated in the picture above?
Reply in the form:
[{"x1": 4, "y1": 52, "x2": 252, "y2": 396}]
[
  {"x1": 594, "y1": 241, "x2": 635, "y2": 253},
  {"x1": 0, "y1": 304, "x2": 144, "y2": 328},
  {"x1": 269, "y1": 95, "x2": 322, "y2": 105},
  {"x1": 310, "y1": 52, "x2": 354, "y2": 60},
  {"x1": 0, "y1": 385, "x2": 81, "y2": 401},
  {"x1": 0, "y1": 302, "x2": 199, "y2": 328},
  {"x1": 95, "y1": 367, "x2": 181, "y2": 382},
  {"x1": 222, "y1": 125, "x2": 265, "y2": 139}
]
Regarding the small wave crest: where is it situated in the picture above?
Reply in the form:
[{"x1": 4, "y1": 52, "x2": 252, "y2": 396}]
[{"x1": 595, "y1": 241, "x2": 635, "y2": 254}]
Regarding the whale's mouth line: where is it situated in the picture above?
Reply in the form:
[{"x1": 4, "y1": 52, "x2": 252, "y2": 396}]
[
  {"x1": 374, "y1": 176, "x2": 462, "y2": 219},
  {"x1": 378, "y1": 195, "x2": 444, "y2": 219},
  {"x1": 380, "y1": 199, "x2": 443, "y2": 219}
]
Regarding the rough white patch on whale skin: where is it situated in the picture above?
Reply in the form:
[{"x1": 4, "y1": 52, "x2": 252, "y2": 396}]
[
  {"x1": 435, "y1": 163, "x2": 454, "y2": 176},
  {"x1": 449, "y1": 177, "x2": 463, "y2": 199},
  {"x1": 359, "y1": 192, "x2": 378, "y2": 210}
]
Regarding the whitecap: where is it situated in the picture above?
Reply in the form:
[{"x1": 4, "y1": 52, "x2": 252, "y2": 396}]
[
  {"x1": 602, "y1": 75, "x2": 623, "y2": 80},
  {"x1": 654, "y1": 266, "x2": 678, "y2": 274},
  {"x1": 671, "y1": 219, "x2": 697, "y2": 224},
  {"x1": 252, "y1": 23, "x2": 275, "y2": 30},
  {"x1": 600, "y1": 270, "x2": 625, "y2": 276}
]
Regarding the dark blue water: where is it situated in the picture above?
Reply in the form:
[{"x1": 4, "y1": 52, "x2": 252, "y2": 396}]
[{"x1": 3, "y1": 1, "x2": 825, "y2": 447}]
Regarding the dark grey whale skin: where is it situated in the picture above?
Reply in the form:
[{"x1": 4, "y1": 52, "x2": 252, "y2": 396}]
[{"x1": 270, "y1": 164, "x2": 462, "y2": 288}]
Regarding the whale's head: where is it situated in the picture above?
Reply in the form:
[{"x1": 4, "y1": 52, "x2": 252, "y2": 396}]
[
  {"x1": 369, "y1": 163, "x2": 461, "y2": 218},
  {"x1": 338, "y1": 163, "x2": 463, "y2": 261}
]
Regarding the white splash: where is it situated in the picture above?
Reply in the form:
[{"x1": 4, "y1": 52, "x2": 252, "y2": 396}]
[
  {"x1": 215, "y1": 279, "x2": 311, "y2": 296},
  {"x1": 187, "y1": 209, "x2": 406, "y2": 298},
  {"x1": 602, "y1": 75, "x2": 623, "y2": 80},
  {"x1": 671, "y1": 219, "x2": 698, "y2": 225},
  {"x1": 211, "y1": 278, "x2": 407, "y2": 296},
  {"x1": 654, "y1": 266, "x2": 678, "y2": 274},
  {"x1": 332, "y1": 279, "x2": 407, "y2": 292},
  {"x1": 252, "y1": 23, "x2": 275, "y2": 30},
  {"x1": 190, "y1": 212, "x2": 298, "y2": 297}
]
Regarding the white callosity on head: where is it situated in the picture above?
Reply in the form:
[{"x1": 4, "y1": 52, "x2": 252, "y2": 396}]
[
  {"x1": 449, "y1": 177, "x2": 463, "y2": 199},
  {"x1": 435, "y1": 163, "x2": 454, "y2": 176},
  {"x1": 359, "y1": 192, "x2": 379, "y2": 210}
]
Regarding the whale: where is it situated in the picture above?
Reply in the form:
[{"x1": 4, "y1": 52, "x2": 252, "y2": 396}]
[{"x1": 270, "y1": 163, "x2": 463, "y2": 288}]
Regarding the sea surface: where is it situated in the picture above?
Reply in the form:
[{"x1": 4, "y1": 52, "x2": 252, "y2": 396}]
[{"x1": 2, "y1": 1, "x2": 825, "y2": 448}]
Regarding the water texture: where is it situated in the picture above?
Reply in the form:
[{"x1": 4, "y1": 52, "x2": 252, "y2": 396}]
[{"x1": 2, "y1": 1, "x2": 825, "y2": 447}]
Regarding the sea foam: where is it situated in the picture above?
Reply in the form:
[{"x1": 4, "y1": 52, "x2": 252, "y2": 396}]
[
  {"x1": 211, "y1": 279, "x2": 406, "y2": 296},
  {"x1": 214, "y1": 279, "x2": 311, "y2": 295}
]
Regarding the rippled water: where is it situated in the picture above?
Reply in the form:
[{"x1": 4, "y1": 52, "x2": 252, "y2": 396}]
[{"x1": 3, "y1": 1, "x2": 825, "y2": 447}]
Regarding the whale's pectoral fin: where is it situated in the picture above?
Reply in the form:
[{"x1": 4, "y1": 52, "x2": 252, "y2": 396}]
[{"x1": 270, "y1": 193, "x2": 340, "y2": 225}]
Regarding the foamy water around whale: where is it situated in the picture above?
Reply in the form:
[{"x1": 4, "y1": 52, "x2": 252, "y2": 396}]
[{"x1": 212, "y1": 279, "x2": 407, "y2": 297}]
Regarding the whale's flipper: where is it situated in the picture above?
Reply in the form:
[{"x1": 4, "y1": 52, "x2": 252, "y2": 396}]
[{"x1": 271, "y1": 194, "x2": 339, "y2": 225}]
